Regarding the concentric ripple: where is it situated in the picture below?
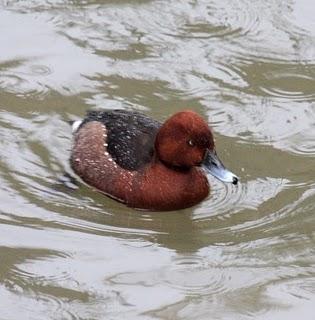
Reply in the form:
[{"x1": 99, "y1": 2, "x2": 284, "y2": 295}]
[
  {"x1": 0, "y1": 0, "x2": 315, "y2": 319},
  {"x1": 239, "y1": 61, "x2": 315, "y2": 101}
]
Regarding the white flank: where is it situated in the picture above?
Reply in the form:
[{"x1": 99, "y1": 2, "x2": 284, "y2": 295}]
[{"x1": 72, "y1": 120, "x2": 82, "y2": 133}]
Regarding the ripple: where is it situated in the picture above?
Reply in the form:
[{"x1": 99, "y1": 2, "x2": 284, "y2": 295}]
[
  {"x1": 178, "y1": 23, "x2": 240, "y2": 39},
  {"x1": 246, "y1": 63, "x2": 315, "y2": 101},
  {"x1": 165, "y1": 255, "x2": 229, "y2": 296},
  {"x1": 207, "y1": 0, "x2": 263, "y2": 38},
  {"x1": 0, "y1": 0, "x2": 315, "y2": 319},
  {"x1": 166, "y1": 268, "x2": 227, "y2": 296},
  {"x1": 0, "y1": 10, "x2": 106, "y2": 96},
  {"x1": 170, "y1": 0, "x2": 264, "y2": 40},
  {"x1": 278, "y1": 130, "x2": 315, "y2": 156},
  {"x1": 228, "y1": 187, "x2": 315, "y2": 237},
  {"x1": 194, "y1": 177, "x2": 243, "y2": 219},
  {"x1": 194, "y1": 176, "x2": 287, "y2": 221},
  {"x1": 224, "y1": 1, "x2": 315, "y2": 64},
  {"x1": 29, "y1": 64, "x2": 52, "y2": 76},
  {"x1": 0, "y1": 246, "x2": 80, "y2": 320},
  {"x1": 204, "y1": 82, "x2": 315, "y2": 157}
]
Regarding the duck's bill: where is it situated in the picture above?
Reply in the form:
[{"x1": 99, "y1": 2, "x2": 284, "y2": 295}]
[{"x1": 202, "y1": 150, "x2": 239, "y2": 185}]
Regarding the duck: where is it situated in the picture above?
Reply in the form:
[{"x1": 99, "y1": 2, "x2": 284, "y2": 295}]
[{"x1": 70, "y1": 109, "x2": 238, "y2": 211}]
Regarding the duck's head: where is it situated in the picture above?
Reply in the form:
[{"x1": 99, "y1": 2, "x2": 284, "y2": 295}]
[{"x1": 155, "y1": 110, "x2": 238, "y2": 185}]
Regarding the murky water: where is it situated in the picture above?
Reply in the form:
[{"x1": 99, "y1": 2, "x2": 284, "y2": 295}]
[{"x1": 0, "y1": 0, "x2": 315, "y2": 319}]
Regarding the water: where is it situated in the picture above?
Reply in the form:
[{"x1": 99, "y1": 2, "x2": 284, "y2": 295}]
[{"x1": 0, "y1": 0, "x2": 315, "y2": 319}]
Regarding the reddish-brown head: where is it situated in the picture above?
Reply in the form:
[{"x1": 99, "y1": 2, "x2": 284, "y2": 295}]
[{"x1": 155, "y1": 110, "x2": 214, "y2": 168}]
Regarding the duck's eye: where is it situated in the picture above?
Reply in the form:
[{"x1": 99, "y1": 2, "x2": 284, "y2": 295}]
[{"x1": 187, "y1": 139, "x2": 195, "y2": 147}]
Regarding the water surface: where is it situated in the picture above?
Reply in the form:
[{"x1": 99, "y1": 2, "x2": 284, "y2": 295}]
[{"x1": 0, "y1": 0, "x2": 315, "y2": 319}]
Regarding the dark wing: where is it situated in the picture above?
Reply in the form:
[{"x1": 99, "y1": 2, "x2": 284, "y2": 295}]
[{"x1": 83, "y1": 109, "x2": 161, "y2": 171}]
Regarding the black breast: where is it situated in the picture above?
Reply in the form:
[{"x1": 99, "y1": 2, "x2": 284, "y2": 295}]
[{"x1": 82, "y1": 109, "x2": 161, "y2": 171}]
